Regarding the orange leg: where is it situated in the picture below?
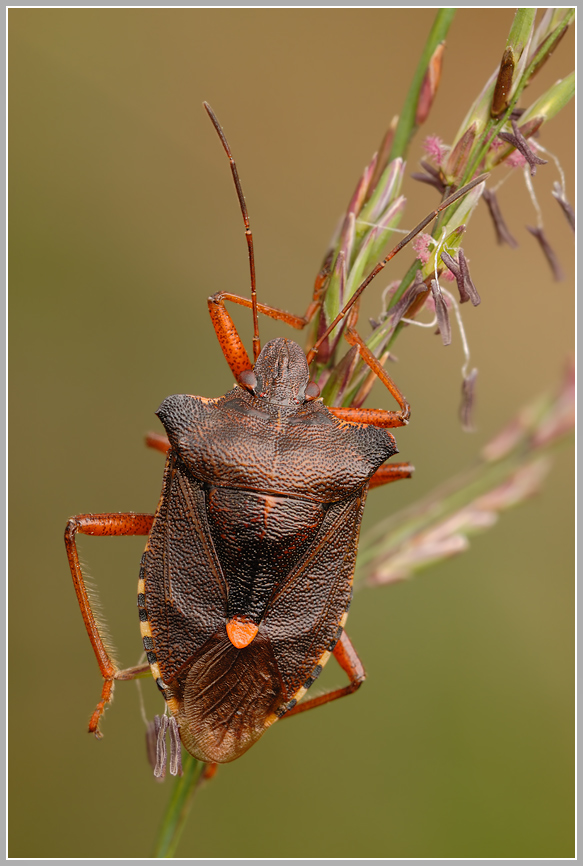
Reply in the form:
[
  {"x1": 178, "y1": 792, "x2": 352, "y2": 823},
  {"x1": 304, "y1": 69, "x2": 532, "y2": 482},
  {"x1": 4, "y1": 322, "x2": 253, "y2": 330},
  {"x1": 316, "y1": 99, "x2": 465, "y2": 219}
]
[
  {"x1": 280, "y1": 630, "x2": 366, "y2": 719},
  {"x1": 199, "y1": 762, "x2": 219, "y2": 786},
  {"x1": 64, "y1": 512, "x2": 154, "y2": 736},
  {"x1": 206, "y1": 252, "x2": 411, "y2": 431},
  {"x1": 206, "y1": 294, "x2": 410, "y2": 430},
  {"x1": 334, "y1": 325, "x2": 411, "y2": 427},
  {"x1": 369, "y1": 462, "x2": 414, "y2": 489},
  {"x1": 329, "y1": 406, "x2": 408, "y2": 430},
  {"x1": 207, "y1": 289, "x2": 323, "y2": 380},
  {"x1": 145, "y1": 432, "x2": 171, "y2": 455}
]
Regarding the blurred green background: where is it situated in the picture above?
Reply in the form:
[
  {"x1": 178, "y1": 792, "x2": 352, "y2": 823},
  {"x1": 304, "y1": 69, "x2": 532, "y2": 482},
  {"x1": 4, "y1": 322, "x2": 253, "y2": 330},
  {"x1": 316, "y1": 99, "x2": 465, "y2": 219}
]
[{"x1": 9, "y1": 8, "x2": 574, "y2": 859}]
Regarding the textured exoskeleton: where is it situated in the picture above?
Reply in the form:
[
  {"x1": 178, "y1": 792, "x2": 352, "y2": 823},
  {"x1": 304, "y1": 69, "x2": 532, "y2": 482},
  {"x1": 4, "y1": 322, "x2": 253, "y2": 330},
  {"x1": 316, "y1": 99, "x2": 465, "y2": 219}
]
[{"x1": 143, "y1": 338, "x2": 398, "y2": 762}]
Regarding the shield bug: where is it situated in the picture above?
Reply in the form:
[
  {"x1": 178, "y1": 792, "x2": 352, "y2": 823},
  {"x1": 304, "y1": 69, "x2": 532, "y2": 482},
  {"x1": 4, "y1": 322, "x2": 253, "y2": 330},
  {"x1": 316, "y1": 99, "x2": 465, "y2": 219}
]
[{"x1": 65, "y1": 104, "x2": 485, "y2": 766}]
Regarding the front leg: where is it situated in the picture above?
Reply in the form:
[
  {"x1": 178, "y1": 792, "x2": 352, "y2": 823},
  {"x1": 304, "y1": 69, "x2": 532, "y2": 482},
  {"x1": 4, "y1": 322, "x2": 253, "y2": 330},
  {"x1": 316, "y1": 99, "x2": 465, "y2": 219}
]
[{"x1": 207, "y1": 291, "x2": 320, "y2": 380}]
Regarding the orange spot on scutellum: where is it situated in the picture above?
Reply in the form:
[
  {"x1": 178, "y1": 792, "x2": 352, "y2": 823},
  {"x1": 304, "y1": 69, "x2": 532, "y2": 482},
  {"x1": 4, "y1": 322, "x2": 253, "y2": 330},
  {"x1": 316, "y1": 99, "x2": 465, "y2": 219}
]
[{"x1": 226, "y1": 616, "x2": 259, "y2": 648}]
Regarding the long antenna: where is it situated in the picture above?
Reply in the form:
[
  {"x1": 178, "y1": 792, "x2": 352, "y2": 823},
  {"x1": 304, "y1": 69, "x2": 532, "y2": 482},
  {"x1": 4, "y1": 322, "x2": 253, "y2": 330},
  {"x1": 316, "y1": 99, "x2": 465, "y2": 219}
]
[
  {"x1": 203, "y1": 102, "x2": 260, "y2": 362},
  {"x1": 306, "y1": 173, "x2": 488, "y2": 365}
]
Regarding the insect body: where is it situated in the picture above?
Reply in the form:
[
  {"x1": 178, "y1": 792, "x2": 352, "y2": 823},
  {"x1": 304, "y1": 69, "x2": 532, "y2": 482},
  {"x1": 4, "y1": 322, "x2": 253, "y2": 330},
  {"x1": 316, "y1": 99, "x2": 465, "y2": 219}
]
[
  {"x1": 142, "y1": 337, "x2": 401, "y2": 762},
  {"x1": 66, "y1": 326, "x2": 411, "y2": 763},
  {"x1": 65, "y1": 104, "x2": 484, "y2": 766}
]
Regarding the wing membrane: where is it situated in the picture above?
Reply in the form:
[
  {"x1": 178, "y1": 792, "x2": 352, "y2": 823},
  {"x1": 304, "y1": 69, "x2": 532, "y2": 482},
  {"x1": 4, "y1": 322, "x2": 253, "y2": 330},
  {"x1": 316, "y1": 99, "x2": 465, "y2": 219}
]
[{"x1": 178, "y1": 626, "x2": 283, "y2": 762}]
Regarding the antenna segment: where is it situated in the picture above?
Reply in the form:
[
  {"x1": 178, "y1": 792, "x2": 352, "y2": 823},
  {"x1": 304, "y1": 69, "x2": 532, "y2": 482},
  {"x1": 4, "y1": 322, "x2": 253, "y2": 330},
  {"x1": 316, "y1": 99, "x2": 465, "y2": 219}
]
[{"x1": 204, "y1": 102, "x2": 261, "y2": 362}]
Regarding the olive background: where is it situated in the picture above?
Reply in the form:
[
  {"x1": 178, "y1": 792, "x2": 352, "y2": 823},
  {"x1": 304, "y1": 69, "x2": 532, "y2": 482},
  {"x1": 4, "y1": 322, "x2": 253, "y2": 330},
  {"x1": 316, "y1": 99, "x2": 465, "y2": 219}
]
[{"x1": 9, "y1": 8, "x2": 574, "y2": 859}]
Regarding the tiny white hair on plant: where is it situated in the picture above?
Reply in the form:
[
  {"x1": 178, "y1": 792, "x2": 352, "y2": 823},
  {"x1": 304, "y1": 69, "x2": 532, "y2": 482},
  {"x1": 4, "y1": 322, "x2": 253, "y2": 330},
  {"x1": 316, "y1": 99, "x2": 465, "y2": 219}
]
[
  {"x1": 441, "y1": 285, "x2": 472, "y2": 380},
  {"x1": 357, "y1": 220, "x2": 412, "y2": 236},
  {"x1": 532, "y1": 141, "x2": 568, "y2": 194},
  {"x1": 523, "y1": 164, "x2": 544, "y2": 228}
]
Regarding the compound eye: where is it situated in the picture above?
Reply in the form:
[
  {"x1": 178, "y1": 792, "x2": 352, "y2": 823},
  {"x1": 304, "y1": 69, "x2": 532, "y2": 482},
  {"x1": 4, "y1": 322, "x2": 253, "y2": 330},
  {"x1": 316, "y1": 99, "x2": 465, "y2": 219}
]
[
  {"x1": 304, "y1": 380, "x2": 320, "y2": 401},
  {"x1": 238, "y1": 369, "x2": 258, "y2": 394}
]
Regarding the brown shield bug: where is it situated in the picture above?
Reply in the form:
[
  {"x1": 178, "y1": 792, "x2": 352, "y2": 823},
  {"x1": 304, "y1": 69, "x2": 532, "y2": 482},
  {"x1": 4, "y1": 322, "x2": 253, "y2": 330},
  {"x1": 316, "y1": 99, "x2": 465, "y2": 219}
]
[{"x1": 65, "y1": 103, "x2": 485, "y2": 766}]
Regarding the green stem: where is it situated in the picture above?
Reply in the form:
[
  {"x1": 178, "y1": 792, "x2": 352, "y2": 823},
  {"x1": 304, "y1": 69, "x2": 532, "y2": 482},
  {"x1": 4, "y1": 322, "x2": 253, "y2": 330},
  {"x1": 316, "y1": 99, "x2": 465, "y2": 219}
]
[
  {"x1": 153, "y1": 755, "x2": 205, "y2": 858},
  {"x1": 389, "y1": 9, "x2": 456, "y2": 162}
]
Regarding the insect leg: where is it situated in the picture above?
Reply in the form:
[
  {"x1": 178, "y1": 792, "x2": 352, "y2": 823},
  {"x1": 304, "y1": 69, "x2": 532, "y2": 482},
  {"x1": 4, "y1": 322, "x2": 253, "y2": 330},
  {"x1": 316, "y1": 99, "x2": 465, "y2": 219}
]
[
  {"x1": 207, "y1": 293, "x2": 255, "y2": 378},
  {"x1": 200, "y1": 762, "x2": 218, "y2": 784},
  {"x1": 369, "y1": 462, "x2": 415, "y2": 489},
  {"x1": 114, "y1": 663, "x2": 151, "y2": 680},
  {"x1": 327, "y1": 325, "x2": 411, "y2": 429},
  {"x1": 206, "y1": 244, "x2": 332, "y2": 380},
  {"x1": 329, "y1": 406, "x2": 408, "y2": 429},
  {"x1": 279, "y1": 631, "x2": 366, "y2": 719},
  {"x1": 64, "y1": 512, "x2": 154, "y2": 736},
  {"x1": 145, "y1": 432, "x2": 171, "y2": 455},
  {"x1": 207, "y1": 290, "x2": 321, "y2": 379},
  {"x1": 207, "y1": 292, "x2": 305, "y2": 377}
]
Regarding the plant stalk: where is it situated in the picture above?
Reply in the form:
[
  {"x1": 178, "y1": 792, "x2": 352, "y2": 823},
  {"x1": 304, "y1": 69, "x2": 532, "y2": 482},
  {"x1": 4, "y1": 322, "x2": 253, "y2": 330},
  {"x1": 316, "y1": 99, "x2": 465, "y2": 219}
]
[{"x1": 153, "y1": 755, "x2": 205, "y2": 858}]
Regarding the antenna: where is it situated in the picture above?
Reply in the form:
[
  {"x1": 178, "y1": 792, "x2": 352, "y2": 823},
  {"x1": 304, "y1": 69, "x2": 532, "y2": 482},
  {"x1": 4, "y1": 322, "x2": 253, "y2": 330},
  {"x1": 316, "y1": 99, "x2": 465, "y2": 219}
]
[{"x1": 203, "y1": 102, "x2": 261, "y2": 362}]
